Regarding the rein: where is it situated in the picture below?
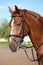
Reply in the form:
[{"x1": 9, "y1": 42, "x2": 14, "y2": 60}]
[{"x1": 19, "y1": 45, "x2": 39, "y2": 62}]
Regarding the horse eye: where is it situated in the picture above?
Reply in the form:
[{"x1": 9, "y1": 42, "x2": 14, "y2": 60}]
[{"x1": 15, "y1": 23, "x2": 21, "y2": 26}]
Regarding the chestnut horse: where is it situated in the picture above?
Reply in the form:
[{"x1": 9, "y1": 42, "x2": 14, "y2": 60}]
[{"x1": 8, "y1": 5, "x2": 43, "y2": 65}]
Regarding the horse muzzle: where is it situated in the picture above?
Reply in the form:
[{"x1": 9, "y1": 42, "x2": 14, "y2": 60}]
[{"x1": 9, "y1": 43, "x2": 19, "y2": 52}]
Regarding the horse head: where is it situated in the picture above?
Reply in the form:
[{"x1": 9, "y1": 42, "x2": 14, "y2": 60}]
[{"x1": 8, "y1": 5, "x2": 30, "y2": 52}]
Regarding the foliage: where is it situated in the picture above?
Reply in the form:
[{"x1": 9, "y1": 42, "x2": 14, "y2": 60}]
[{"x1": 0, "y1": 19, "x2": 10, "y2": 39}]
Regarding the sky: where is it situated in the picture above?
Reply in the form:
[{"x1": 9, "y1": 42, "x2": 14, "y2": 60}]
[{"x1": 0, "y1": 0, "x2": 43, "y2": 22}]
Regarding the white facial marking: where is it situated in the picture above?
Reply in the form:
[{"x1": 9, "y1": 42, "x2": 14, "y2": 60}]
[
  {"x1": 9, "y1": 37, "x2": 12, "y2": 42},
  {"x1": 11, "y1": 19, "x2": 14, "y2": 34},
  {"x1": 9, "y1": 19, "x2": 14, "y2": 42},
  {"x1": 11, "y1": 19, "x2": 14, "y2": 27}
]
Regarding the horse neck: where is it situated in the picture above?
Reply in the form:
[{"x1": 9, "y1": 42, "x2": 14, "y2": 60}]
[{"x1": 23, "y1": 10, "x2": 43, "y2": 49}]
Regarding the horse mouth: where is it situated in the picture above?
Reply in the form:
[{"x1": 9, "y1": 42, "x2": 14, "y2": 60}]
[{"x1": 9, "y1": 42, "x2": 20, "y2": 52}]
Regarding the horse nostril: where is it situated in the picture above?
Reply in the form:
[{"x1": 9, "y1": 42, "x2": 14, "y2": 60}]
[{"x1": 9, "y1": 44, "x2": 17, "y2": 52}]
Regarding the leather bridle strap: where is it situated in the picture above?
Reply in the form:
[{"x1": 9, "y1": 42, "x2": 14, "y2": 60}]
[
  {"x1": 36, "y1": 43, "x2": 43, "y2": 51},
  {"x1": 9, "y1": 35, "x2": 23, "y2": 39},
  {"x1": 36, "y1": 43, "x2": 43, "y2": 62}
]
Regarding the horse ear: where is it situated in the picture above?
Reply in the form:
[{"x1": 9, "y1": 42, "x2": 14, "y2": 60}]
[
  {"x1": 15, "y1": 5, "x2": 20, "y2": 14},
  {"x1": 8, "y1": 6, "x2": 13, "y2": 14}
]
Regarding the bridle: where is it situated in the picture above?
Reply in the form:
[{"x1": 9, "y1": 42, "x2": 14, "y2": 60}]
[
  {"x1": 9, "y1": 14, "x2": 43, "y2": 64},
  {"x1": 9, "y1": 15, "x2": 25, "y2": 46}
]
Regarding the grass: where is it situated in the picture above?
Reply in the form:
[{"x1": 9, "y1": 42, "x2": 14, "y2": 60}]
[{"x1": 0, "y1": 42, "x2": 9, "y2": 46}]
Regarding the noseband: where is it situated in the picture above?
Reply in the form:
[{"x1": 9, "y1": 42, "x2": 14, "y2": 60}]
[{"x1": 9, "y1": 15, "x2": 25, "y2": 45}]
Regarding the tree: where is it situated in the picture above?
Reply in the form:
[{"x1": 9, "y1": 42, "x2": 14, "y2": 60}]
[{"x1": 0, "y1": 19, "x2": 10, "y2": 39}]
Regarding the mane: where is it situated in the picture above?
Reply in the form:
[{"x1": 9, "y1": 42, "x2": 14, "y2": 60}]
[{"x1": 22, "y1": 9, "x2": 43, "y2": 24}]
